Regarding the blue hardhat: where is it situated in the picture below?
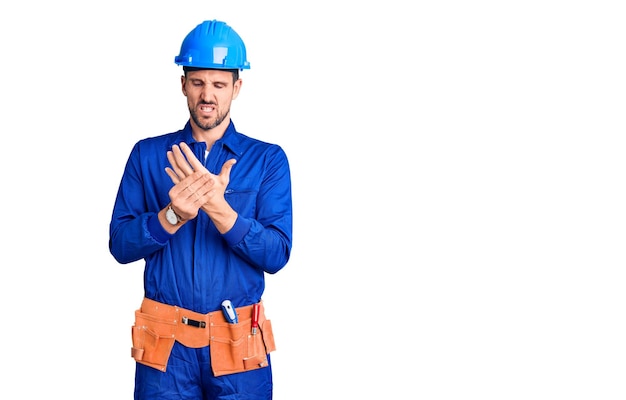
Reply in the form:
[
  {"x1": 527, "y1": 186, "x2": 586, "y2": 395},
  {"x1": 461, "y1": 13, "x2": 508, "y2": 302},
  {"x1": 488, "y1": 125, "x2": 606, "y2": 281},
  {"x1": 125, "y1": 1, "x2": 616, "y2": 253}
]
[{"x1": 174, "y1": 20, "x2": 250, "y2": 70}]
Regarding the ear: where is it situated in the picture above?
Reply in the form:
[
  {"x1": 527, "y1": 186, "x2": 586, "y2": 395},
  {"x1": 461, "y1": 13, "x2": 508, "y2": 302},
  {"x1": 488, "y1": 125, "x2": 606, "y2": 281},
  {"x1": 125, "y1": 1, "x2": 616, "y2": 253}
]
[
  {"x1": 232, "y1": 78, "x2": 242, "y2": 100},
  {"x1": 181, "y1": 75, "x2": 187, "y2": 96}
]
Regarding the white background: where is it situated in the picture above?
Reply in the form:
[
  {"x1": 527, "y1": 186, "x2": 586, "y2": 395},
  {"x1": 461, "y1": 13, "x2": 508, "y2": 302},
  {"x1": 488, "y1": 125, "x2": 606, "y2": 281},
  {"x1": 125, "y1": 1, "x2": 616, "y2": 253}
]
[{"x1": 1, "y1": 0, "x2": 625, "y2": 398}]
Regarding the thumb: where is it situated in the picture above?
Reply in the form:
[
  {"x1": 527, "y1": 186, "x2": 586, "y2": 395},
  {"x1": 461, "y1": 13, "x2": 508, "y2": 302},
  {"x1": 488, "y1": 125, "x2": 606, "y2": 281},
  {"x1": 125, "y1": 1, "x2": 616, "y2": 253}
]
[{"x1": 219, "y1": 159, "x2": 237, "y2": 179}]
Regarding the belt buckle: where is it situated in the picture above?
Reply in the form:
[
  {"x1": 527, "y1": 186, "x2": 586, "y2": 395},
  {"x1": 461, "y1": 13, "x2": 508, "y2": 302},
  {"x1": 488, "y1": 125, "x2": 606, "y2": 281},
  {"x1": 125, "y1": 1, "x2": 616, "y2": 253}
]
[{"x1": 182, "y1": 316, "x2": 206, "y2": 328}]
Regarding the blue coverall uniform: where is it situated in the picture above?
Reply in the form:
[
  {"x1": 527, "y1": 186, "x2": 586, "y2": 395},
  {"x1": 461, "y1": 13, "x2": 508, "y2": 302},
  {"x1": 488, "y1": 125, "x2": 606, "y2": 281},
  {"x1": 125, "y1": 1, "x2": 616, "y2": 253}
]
[{"x1": 109, "y1": 120, "x2": 292, "y2": 399}]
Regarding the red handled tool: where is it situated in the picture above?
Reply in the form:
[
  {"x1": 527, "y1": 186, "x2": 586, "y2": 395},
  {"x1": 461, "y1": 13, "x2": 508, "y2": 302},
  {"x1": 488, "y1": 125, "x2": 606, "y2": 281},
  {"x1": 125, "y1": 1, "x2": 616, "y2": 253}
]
[{"x1": 251, "y1": 303, "x2": 260, "y2": 335}]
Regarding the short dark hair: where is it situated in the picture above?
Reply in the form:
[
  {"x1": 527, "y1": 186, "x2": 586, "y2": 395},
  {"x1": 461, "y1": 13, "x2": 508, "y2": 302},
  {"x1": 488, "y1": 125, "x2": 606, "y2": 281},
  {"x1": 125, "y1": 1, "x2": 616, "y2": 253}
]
[{"x1": 182, "y1": 67, "x2": 239, "y2": 83}]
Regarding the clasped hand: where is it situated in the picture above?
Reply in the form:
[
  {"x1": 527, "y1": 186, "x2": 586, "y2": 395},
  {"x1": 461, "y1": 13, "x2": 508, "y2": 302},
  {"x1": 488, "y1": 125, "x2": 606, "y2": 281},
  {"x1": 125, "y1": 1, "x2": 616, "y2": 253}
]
[{"x1": 165, "y1": 142, "x2": 236, "y2": 222}]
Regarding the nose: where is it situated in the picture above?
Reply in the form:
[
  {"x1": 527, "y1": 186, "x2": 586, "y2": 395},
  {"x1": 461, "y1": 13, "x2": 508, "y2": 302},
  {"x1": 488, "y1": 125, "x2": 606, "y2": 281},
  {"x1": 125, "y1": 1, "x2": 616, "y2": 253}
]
[{"x1": 200, "y1": 86, "x2": 215, "y2": 102}]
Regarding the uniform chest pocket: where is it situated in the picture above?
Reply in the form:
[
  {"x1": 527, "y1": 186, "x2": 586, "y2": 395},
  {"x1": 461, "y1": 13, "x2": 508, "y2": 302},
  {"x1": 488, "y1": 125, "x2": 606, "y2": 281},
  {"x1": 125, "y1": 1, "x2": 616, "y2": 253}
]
[{"x1": 225, "y1": 180, "x2": 258, "y2": 215}]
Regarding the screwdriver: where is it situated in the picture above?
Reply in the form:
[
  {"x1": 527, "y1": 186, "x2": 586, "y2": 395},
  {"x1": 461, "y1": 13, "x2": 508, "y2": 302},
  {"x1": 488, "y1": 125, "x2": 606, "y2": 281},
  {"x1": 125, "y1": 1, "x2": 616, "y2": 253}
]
[
  {"x1": 251, "y1": 303, "x2": 260, "y2": 335},
  {"x1": 221, "y1": 300, "x2": 238, "y2": 324}
]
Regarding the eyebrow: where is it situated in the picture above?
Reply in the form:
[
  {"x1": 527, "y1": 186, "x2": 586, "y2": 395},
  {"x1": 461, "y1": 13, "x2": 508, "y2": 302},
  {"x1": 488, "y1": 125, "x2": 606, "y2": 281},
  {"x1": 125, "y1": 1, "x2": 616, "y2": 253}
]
[{"x1": 190, "y1": 77, "x2": 229, "y2": 85}]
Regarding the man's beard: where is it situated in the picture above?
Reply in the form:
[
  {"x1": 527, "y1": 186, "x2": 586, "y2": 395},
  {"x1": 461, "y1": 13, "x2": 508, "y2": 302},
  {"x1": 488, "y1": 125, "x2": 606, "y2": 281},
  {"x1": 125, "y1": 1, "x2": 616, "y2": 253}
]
[{"x1": 189, "y1": 103, "x2": 229, "y2": 131}]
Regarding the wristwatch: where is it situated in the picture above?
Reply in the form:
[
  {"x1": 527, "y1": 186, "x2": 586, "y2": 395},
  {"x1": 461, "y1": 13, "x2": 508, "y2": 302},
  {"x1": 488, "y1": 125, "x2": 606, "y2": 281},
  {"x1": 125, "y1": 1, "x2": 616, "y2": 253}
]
[{"x1": 165, "y1": 204, "x2": 182, "y2": 225}]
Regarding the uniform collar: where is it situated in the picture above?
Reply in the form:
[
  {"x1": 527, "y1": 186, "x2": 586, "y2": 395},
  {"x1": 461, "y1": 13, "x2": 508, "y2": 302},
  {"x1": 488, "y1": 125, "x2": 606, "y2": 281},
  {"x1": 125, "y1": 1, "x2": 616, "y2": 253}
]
[{"x1": 180, "y1": 120, "x2": 244, "y2": 157}]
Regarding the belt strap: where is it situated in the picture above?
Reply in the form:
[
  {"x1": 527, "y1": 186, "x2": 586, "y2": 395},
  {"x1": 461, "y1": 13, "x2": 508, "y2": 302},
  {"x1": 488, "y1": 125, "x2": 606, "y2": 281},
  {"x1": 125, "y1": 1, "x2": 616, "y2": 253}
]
[{"x1": 139, "y1": 298, "x2": 262, "y2": 348}]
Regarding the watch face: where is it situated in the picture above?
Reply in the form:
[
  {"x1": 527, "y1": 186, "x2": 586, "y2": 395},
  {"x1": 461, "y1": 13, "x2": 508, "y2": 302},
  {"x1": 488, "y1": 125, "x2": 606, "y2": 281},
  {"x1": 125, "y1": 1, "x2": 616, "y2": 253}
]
[{"x1": 166, "y1": 207, "x2": 179, "y2": 225}]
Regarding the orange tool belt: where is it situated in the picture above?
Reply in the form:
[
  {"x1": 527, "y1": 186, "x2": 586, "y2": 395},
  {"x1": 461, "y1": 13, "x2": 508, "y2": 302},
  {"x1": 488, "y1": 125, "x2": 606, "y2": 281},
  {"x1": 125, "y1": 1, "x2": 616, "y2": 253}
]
[{"x1": 131, "y1": 297, "x2": 276, "y2": 377}]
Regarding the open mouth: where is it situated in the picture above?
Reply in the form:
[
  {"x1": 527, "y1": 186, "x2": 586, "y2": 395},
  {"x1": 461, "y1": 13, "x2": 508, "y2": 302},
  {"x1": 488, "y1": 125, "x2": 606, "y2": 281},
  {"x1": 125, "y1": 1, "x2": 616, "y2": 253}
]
[{"x1": 199, "y1": 104, "x2": 215, "y2": 114}]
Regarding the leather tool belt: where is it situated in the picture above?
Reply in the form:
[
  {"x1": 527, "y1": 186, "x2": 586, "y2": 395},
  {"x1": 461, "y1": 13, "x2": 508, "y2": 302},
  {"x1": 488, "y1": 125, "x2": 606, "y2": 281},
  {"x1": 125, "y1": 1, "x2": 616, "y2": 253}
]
[{"x1": 130, "y1": 297, "x2": 276, "y2": 377}]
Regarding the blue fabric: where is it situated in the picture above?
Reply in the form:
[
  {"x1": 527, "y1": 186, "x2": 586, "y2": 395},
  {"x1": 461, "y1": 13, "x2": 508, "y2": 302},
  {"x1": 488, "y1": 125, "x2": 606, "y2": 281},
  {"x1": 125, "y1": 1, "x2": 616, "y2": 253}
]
[
  {"x1": 135, "y1": 342, "x2": 273, "y2": 400},
  {"x1": 109, "y1": 120, "x2": 291, "y2": 398},
  {"x1": 109, "y1": 120, "x2": 292, "y2": 313}
]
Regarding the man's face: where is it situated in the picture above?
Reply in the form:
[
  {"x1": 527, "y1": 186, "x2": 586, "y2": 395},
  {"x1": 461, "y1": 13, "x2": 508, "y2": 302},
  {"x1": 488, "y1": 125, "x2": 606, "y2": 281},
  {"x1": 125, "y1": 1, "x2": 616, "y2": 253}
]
[{"x1": 181, "y1": 69, "x2": 241, "y2": 131}]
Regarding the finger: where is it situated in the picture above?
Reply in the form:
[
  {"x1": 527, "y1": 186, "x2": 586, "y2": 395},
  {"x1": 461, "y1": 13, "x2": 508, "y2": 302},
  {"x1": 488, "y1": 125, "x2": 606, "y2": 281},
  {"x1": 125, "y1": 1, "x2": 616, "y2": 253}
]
[
  {"x1": 189, "y1": 174, "x2": 215, "y2": 203},
  {"x1": 164, "y1": 167, "x2": 181, "y2": 184},
  {"x1": 198, "y1": 188, "x2": 217, "y2": 202},
  {"x1": 170, "y1": 143, "x2": 196, "y2": 177},
  {"x1": 182, "y1": 171, "x2": 207, "y2": 189},
  {"x1": 167, "y1": 147, "x2": 190, "y2": 179},
  {"x1": 169, "y1": 170, "x2": 203, "y2": 200},
  {"x1": 168, "y1": 180, "x2": 188, "y2": 202},
  {"x1": 188, "y1": 173, "x2": 212, "y2": 194},
  {"x1": 180, "y1": 142, "x2": 209, "y2": 174}
]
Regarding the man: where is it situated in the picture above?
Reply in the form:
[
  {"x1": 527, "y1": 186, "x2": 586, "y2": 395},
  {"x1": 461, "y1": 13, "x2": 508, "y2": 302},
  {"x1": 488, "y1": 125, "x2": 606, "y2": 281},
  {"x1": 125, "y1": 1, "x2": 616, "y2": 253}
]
[{"x1": 109, "y1": 20, "x2": 292, "y2": 399}]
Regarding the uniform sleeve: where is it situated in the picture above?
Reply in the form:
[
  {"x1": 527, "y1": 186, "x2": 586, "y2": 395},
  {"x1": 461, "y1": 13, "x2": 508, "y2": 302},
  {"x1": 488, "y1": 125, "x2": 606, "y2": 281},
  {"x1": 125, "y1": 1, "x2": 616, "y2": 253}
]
[
  {"x1": 109, "y1": 142, "x2": 172, "y2": 264},
  {"x1": 225, "y1": 145, "x2": 293, "y2": 274}
]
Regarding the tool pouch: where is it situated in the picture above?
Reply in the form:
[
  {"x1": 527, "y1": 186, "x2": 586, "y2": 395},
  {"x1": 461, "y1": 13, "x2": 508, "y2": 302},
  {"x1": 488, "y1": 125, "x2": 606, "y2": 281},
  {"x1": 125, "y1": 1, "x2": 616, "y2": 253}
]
[
  {"x1": 210, "y1": 316, "x2": 276, "y2": 377},
  {"x1": 130, "y1": 310, "x2": 177, "y2": 372},
  {"x1": 129, "y1": 298, "x2": 276, "y2": 376}
]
